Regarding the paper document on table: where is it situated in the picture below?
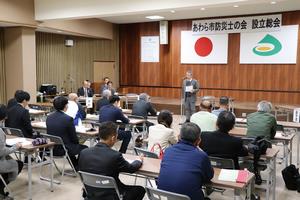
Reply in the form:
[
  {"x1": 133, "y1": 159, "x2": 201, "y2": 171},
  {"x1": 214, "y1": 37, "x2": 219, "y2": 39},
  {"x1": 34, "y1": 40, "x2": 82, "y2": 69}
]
[
  {"x1": 185, "y1": 86, "x2": 193, "y2": 92},
  {"x1": 6, "y1": 138, "x2": 32, "y2": 146},
  {"x1": 218, "y1": 169, "x2": 239, "y2": 182},
  {"x1": 32, "y1": 121, "x2": 46, "y2": 128},
  {"x1": 76, "y1": 126, "x2": 90, "y2": 133}
]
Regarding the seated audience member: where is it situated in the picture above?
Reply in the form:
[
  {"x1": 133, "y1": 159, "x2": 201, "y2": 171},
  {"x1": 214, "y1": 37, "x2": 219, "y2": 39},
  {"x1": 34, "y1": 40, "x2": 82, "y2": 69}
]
[
  {"x1": 65, "y1": 93, "x2": 86, "y2": 126},
  {"x1": 106, "y1": 81, "x2": 116, "y2": 95},
  {"x1": 212, "y1": 96, "x2": 230, "y2": 117},
  {"x1": 46, "y1": 96, "x2": 87, "y2": 170},
  {"x1": 78, "y1": 121, "x2": 145, "y2": 200},
  {"x1": 77, "y1": 80, "x2": 94, "y2": 97},
  {"x1": 6, "y1": 90, "x2": 22, "y2": 109},
  {"x1": 0, "y1": 105, "x2": 23, "y2": 199},
  {"x1": 5, "y1": 90, "x2": 34, "y2": 138},
  {"x1": 190, "y1": 100, "x2": 217, "y2": 132},
  {"x1": 99, "y1": 95, "x2": 131, "y2": 153},
  {"x1": 157, "y1": 122, "x2": 214, "y2": 200},
  {"x1": 132, "y1": 93, "x2": 157, "y2": 129},
  {"x1": 99, "y1": 77, "x2": 110, "y2": 94},
  {"x1": 247, "y1": 101, "x2": 277, "y2": 140},
  {"x1": 96, "y1": 89, "x2": 111, "y2": 112},
  {"x1": 147, "y1": 110, "x2": 177, "y2": 154},
  {"x1": 200, "y1": 111, "x2": 248, "y2": 169}
]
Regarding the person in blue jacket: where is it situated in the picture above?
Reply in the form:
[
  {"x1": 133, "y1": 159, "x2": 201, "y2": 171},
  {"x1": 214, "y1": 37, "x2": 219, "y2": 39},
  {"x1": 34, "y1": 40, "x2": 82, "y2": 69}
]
[{"x1": 158, "y1": 122, "x2": 214, "y2": 200}]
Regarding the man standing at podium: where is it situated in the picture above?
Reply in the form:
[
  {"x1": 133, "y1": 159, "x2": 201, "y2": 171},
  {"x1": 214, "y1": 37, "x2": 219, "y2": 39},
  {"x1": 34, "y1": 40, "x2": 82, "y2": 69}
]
[{"x1": 182, "y1": 70, "x2": 199, "y2": 122}]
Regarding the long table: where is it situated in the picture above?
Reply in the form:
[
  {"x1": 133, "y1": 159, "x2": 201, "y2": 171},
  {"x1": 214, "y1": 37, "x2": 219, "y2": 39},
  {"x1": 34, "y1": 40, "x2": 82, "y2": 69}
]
[
  {"x1": 31, "y1": 121, "x2": 99, "y2": 147},
  {"x1": 123, "y1": 154, "x2": 255, "y2": 200},
  {"x1": 230, "y1": 126, "x2": 295, "y2": 168},
  {"x1": 6, "y1": 135, "x2": 55, "y2": 200},
  {"x1": 235, "y1": 117, "x2": 300, "y2": 165}
]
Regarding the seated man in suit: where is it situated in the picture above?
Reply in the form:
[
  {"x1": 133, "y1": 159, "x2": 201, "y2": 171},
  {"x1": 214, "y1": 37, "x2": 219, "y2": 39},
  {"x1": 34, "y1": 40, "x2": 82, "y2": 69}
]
[
  {"x1": 78, "y1": 121, "x2": 145, "y2": 200},
  {"x1": 96, "y1": 89, "x2": 111, "y2": 112},
  {"x1": 247, "y1": 101, "x2": 277, "y2": 140},
  {"x1": 99, "y1": 95, "x2": 131, "y2": 153},
  {"x1": 190, "y1": 100, "x2": 217, "y2": 132},
  {"x1": 132, "y1": 93, "x2": 156, "y2": 129},
  {"x1": 158, "y1": 122, "x2": 214, "y2": 200},
  {"x1": 46, "y1": 96, "x2": 88, "y2": 170},
  {"x1": 77, "y1": 80, "x2": 94, "y2": 97},
  {"x1": 5, "y1": 90, "x2": 34, "y2": 138},
  {"x1": 6, "y1": 90, "x2": 22, "y2": 109},
  {"x1": 200, "y1": 111, "x2": 248, "y2": 169},
  {"x1": 99, "y1": 77, "x2": 110, "y2": 94}
]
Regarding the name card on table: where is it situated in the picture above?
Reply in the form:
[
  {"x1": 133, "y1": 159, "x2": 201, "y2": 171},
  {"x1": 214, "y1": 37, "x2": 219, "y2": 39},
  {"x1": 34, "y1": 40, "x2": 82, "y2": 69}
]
[
  {"x1": 293, "y1": 108, "x2": 300, "y2": 123},
  {"x1": 86, "y1": 97, "x2": 93, "y2": 108}
]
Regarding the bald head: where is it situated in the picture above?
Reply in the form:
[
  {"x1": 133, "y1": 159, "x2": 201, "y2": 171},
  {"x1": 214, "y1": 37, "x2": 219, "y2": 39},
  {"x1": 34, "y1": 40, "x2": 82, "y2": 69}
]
[
  {"x1": 200, "y1": 100, "x2": 212, "y2": 111},
  {"x1": 68, "y1": 93, "x2": 78, "y2": 101}
]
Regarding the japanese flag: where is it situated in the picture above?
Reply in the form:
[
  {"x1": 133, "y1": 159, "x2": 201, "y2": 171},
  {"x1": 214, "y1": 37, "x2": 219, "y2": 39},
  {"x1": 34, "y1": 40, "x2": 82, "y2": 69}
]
[{"x1": 181, "y1": 31, "x2": 228, "y2": 64}]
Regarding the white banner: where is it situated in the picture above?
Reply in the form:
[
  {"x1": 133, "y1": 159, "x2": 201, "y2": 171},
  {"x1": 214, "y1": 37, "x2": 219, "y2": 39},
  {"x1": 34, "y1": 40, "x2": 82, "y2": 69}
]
[
  {"x1": 141, "y1": 36, "x2": 159, "y2": 62},
  {"x1": 192, "y1": 14, "x2": 281, "y2": 34},
  {"x1": 240, "y1": 25, "x2": 299, "y2": 64},
  {"x1": 181, "y1": 31, "x2": 228, "y2": 64},
  {"x1": 293, "y1": 108, "x2": 300, "y2": 123}
]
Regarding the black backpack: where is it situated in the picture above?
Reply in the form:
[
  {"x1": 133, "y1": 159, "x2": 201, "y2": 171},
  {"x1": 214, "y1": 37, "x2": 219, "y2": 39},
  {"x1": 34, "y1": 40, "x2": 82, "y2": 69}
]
[{"x1": 282, "y1": 164, "x2": 300, "y2": 190}]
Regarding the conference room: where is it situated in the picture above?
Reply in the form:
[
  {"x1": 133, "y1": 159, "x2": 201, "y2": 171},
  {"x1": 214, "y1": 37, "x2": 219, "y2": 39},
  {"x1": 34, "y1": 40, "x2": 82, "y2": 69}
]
[{"x1": 0, "y1": 0, "x2": 300, "y2": 200}]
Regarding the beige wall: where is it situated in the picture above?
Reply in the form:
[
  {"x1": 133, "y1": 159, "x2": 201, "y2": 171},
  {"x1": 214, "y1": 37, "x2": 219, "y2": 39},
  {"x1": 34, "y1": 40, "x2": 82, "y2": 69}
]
[
  {"x1": 39, "y1": 18, "x2": 113, "y2": 40},
  {"x1": 4, "y1": 27, "x2": 36, "y2": 102},
  {"x1": 0, "y1": 0, "x2": 36, "y2": 26},
  {"x1": 36, "y1": 25, "x2": 119, "y2": 94}
]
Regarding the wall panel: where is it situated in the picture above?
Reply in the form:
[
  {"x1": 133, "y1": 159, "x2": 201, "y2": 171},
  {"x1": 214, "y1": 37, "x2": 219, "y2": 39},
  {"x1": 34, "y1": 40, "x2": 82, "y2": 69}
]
[
  {"x1": 119, "y1": 11, "x2": 300, "y2": 104},
  {"x1": 36, "y1": 26, "x2": 119, "y2": 93}
]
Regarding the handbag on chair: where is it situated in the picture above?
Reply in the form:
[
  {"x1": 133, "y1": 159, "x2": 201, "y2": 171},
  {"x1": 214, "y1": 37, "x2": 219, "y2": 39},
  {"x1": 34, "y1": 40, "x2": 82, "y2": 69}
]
[{"x1": 150, "y1": 143, "x2": 164, "y2": 159}]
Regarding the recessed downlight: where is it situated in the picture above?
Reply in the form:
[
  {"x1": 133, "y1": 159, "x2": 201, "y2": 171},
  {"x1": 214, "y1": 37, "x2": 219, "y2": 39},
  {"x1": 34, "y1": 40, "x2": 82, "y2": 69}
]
[{"x1": 145, "y1": 15, "x2": 165, "y2": 20}]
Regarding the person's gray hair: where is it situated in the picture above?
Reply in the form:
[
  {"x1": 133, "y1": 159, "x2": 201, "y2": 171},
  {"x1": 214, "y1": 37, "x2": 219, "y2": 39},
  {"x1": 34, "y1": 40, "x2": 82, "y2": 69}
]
[
  {"x1": 139, "y1": 93, "x2": 149, "y2": 101},
  {"x1": 180, "y1": 122, "x2": 201, "y2": 143},
  {"x1": 102, "y1": 89, "x2": 112, "y2": 98},
  {"x1": 257, "y1": 101, "x2": 272, "y2": 113}
]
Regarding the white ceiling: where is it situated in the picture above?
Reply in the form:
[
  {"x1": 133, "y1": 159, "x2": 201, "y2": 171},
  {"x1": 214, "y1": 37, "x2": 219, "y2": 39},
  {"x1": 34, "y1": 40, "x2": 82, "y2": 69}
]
[{"x1": 35, "y1": 0, "x2": 300, "y2": 24}]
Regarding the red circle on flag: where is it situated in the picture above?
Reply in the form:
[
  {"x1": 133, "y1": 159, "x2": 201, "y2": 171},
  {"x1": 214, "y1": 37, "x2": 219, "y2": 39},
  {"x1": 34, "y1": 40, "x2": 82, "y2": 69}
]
[{"x1": 194, "y1": 37, "x2": 213, "y2": 57}]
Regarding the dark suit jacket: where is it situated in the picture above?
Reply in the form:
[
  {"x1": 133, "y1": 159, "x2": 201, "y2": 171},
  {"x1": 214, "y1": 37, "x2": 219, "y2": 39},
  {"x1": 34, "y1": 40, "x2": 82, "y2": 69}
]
[
  {"x1": 46, "y1": 111, "x2": 81, "y2": 156},
  {"x1": 132, "y1": 100, "x2": 156, "y2": 119},
  {"x1": 5, "y1": 104, "x2": 33, "y2": 138},
  {"x1": 77, "y1": 87, "x2": 94, "y2": 97},
  {"x1": 78, "y1": 142, "x2": 142, "y2": 200},
  {"x1": 200, "y1": 130, "x2": 248, "y2": 169},
  {"x1": 96, "y1": 97, "x2": 110, "y2": 111},
  {"x1": 99, "y1": 104, "x2": 129, "y2": 124}
]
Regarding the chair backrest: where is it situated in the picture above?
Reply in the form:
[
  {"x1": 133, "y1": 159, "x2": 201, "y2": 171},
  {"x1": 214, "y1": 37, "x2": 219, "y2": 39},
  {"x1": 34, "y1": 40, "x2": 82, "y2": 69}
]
[
  {"x1": 1, "y1": 127, "x2": 24, "y2": 137},
  {"x1": 79, "y1": 171, "x2": 121, "y2": 199},
  {"x1": 40, "y1": 133, "x2": 67, "y2": 152},
  {"x1": 146, "y1": 186, "x2": 191, "y2": 200},
  {"x1": 125, "y1": 93, "x2": 139, "y2": 108},
  {"x1": 134, "y1": 147, "x2": 159, "y2": 159},
  {"x1": 209, "y1": 156, "x2": 235, "y2": 169}
]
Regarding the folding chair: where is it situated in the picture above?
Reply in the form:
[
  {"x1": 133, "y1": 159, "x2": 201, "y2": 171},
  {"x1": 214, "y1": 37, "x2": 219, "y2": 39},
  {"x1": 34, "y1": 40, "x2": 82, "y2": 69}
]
[
  {"x1": 0, "y1": 174, "x2": 12, "y2": 196},
  {"x1": 78, "y1": 171, "x2": 122, "y2": 200},
  {"x1": 40, "y1": 133, "x2": 77, "y2": 177},
  {"x1": 146, "y1": 186, "x2": 191, "y2": 200},
  {"x1": 1, "y1": 127, "x2": 24, "y2": 137},
  {"x1": 134, "y1": 147, "x2": 159, "y2": 159},
  {"x1": 209, "y1": 156, "x2": 235, "y2": 169},
  {"x1": 2, "y1": 127, "x2": 24, "y2": 160},
  {"x1": 206, "y1": 156, "x2": 235, "y2": 196}
]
